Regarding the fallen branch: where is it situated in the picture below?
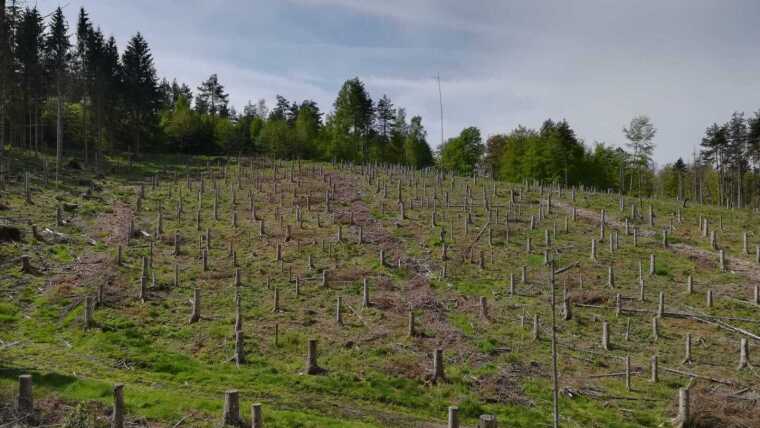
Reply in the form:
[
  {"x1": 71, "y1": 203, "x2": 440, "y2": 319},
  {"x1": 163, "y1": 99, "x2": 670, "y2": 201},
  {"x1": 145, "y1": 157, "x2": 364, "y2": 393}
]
[
  {"x1": 554, "y1": 261, "x2": 580, "y2": 275},
  {"x1": 0, "y1": 340, "x2": 23, "y2": 350},
  {"x1": 661, "y1": 366, "x2": 735, "y2": 386},
  {"x1": 172, "y1": 415, "x2": 189, "y2": 428},
  {"x1": 465, "y1": 222, "x2": 491, "y2": 254}
]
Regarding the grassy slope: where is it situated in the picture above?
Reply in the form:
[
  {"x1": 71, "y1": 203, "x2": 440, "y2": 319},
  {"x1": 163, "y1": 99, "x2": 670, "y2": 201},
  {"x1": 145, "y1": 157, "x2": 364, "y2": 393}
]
[{"x1": 1, "y1": 150, "x2": 758, "y2": 427}]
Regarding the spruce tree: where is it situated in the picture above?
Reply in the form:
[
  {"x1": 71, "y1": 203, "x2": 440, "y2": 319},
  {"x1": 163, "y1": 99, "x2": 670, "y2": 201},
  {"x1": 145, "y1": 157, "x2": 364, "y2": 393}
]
[
  {"x1": 121, "y1": 32, "x2": 158, "y2": 155},
  {"x1": 15, "y1": 7, "x2": 44, "y2": 153},
  {"x1": 333, "y1": 77, "x2": 373, "y2": 162},
  {"x1": 74, "y1": 7, "x2": 92, "y2": 161},
  {"x1": 44, "y1": 7, "x2": 70, "y2": 182}
]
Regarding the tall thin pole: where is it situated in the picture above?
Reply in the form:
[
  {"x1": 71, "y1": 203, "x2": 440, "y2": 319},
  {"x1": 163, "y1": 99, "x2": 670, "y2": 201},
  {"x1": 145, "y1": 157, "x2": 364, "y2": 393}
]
[
  {"x1": 550, "y1": 260, "x2": 560, "y2": 427},
  {"x1": 437, "y1": 73, "x2": 444, "y2": 147},
  {"x1": 0, "y1": 0, "x2": 6, "y2": 162}
]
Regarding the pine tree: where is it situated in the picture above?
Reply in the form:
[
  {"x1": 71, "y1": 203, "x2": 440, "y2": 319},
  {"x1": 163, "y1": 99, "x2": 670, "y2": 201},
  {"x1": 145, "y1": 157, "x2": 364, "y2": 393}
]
[
  {"x1": 97, "y1": 35, "x2": 121, "y2": 152},
  {"x1": 403, "y1": 115, "x2": 433, "y2": 168},
  {"x1": 86, "y1": 27, "x2": 104, "y2": 161},
  {"x1": 294, "y1": 100, "x2": 321, "y2": 159},
  {"x1": 121, "y1": 32, "x2": 158, "y2": 155},
  {"x1": 375, "y1": 95, "x2": 394, "y2": 141},
  {"x1": 74, "y1": 7, "x2": 92, "y2": 161},
  {"x1": 700, "y1": 123, "x2": 728, "y2": 205},
  {"x1": 333, "y1": 77, "x2": 373, "y2": 162},
  {"x1": 15, "y1": 7, "x2": 45, "y2": 153},
  {"x1": 0, "y1": 0, "x2": 10, "y2": 157},
  {"x1": 623, "y1": 115, "x2": 656, "y2": 196},
  {"x1": 725, "y1": 112, "x2": 748, "y2": 208},
  {"x1": 386, "y1": 107, "x2": 407, "y2": 164},
  {"x1": 44, "y1": 7, "x2": 70, "y2": 182},
  {"x1": 195, "y1": 74, "x2": 229, "y2": 118},
  {"x1": 749, "y1": 111, "x2": 760, "y2": 164}
]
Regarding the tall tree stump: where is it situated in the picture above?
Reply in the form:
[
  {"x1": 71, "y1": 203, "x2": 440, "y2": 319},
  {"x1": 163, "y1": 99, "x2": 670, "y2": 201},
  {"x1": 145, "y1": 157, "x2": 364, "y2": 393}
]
[
  {"x1": 112, "y1": 384, "x2": 124, "y2": 428},
  {"x1": 222, "y1": 390, "x2": 242, "y2": 427},
  {"x1": 251, "y1": 403, "x2": 263, "y2": 428},
  {"x1": 432, "y1": 348, "x2": 445, "y2": 382},
  {"x1": 17, "y1": 374, "x2": 33, "y2": 415},
  {"x1": 447, "y1": 406, "x2": 459, "y2": 428},
  {"x1": 305, "y1": 339, "x2": 323, "y2": 374}
]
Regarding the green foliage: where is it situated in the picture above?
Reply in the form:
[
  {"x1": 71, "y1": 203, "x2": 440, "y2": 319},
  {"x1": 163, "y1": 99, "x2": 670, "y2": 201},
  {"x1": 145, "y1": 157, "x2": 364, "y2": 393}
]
[
  {"x1": 488, "y1": 120, "x2": 628, "y2": 191},
  {"x1": 0, "y1": 302, "x2": 19, "y2": 325},
  {"x1": 439, "y1": 126, "x2": 484, "y2": 175}
]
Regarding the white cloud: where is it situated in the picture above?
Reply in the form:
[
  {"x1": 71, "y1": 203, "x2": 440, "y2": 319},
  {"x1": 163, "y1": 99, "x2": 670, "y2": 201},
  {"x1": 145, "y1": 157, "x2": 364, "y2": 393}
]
[{"x1": 37, "y1": 0, "x2": 760, "y2": 164}]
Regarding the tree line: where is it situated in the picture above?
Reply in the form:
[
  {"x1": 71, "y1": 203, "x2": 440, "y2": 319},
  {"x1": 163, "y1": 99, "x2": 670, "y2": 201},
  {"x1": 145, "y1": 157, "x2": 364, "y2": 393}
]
[
  {"x1": 443, "y1": 116, "x2": 652, "y2": 194},
  {"x1": 0, "y1": 4, "x2": 435, "y2": 170},
  {"x1": 659, "y1": 110, "x2": 760, "y2": 208},
  {"x1": 3, "y1": 3, "x2": 760, "y2": 208}
]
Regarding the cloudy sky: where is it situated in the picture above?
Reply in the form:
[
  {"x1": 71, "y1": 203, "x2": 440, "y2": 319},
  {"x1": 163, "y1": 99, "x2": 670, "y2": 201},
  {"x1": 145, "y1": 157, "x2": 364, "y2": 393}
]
[{"x1": 37, "y1": 0, "x2": 760, "y2": 164}]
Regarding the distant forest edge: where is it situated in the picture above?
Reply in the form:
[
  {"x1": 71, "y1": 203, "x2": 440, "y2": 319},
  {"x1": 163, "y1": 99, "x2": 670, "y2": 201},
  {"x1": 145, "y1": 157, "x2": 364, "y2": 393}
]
[{"x1": 1, "y1": 4, "x2": 760, "y2": 207}]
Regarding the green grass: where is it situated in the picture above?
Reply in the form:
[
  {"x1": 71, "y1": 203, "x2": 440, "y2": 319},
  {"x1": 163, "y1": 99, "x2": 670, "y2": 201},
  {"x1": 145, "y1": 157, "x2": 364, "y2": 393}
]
[{"x1": 1, "y1": 151, "x2": 757, "y2": 426}]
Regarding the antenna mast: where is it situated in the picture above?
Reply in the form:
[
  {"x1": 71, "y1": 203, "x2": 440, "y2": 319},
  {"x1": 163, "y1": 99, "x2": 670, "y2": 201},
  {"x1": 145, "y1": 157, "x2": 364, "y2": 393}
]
[{"x1": 437, "y1": 73, "x2": 444, "y2": 146}]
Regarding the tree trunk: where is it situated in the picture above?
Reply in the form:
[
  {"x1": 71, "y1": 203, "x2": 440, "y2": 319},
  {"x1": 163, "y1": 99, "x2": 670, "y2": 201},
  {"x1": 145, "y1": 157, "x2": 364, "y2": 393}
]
[
  {"x1": 0, "y1": 0, "x2": 5, "y2": 162},
  {"x1": 56, "y1": 83, "x2": 63, "y2": 185}
]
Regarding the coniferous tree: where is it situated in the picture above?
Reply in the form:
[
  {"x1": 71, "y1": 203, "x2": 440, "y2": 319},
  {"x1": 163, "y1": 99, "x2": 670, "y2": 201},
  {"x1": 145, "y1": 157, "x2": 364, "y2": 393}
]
[
  {"x1": 74, "y1": 7, "x2": 92, "y2": 160},
  {"x1": 725, "y1": 112, "x2": 748, "y2": 207},
  {"x1": 293, "y1": 100, "x2": 321, "y2": 159},
  {"x1": 195, "y1": 74, "x2": 229, "y2": 118},
  {"x1": 700, "y1": 123, "x2": 728, "y2": 205},
  {"x1": 15, "y1": 7, "x2": 44, "y2": 153},
  {"x1": 623, "y1": 115, "x2": 656, "y2": 196},
  {"x1": 403, "y1": 115, "x2": 433, "y2": 168},
  {"x1": 749, "y1": 111, "x2": 760, "y2": 165},
  {"x1": 386, "y1": 107, "x2": 407, "y2": 164},
  {"x1": 121, "y1": 32, "x2": 158, "y2": 155},
  {"x1": 95, "y1": 34, "x2": 121, "y2": 153},
  {"x1": 0, "y1": 0, "x2": 9, "y2": 157},
  {"x1": 44, "y1": 7, "x2": 70, "y2": 180},
  {"x1": 375, "y1": 94, "x2": 394, "y2": 141},
  {"x1": 332, "y1": 77, "x2": 373, "y2": 162}
]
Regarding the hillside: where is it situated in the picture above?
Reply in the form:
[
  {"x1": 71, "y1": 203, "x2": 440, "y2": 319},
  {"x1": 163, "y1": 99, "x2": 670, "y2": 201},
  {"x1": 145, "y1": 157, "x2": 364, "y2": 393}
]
[{"x1": 1, "y1": 149, "x2": 759, "y2": 427}]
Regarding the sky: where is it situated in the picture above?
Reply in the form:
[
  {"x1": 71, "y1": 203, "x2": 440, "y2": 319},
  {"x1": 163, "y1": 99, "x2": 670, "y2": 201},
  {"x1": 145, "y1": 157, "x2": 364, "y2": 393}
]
[{"x1": 35, "y1": 0, "x2": 760, "y2": 164}]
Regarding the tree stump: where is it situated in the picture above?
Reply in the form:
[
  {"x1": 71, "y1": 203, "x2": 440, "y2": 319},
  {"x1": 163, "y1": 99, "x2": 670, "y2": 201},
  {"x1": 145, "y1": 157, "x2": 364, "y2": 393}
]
[
  {"x1": 362, "y1": 278, "x2": 370, "y2": 308},
  {"x1": 305, "y1": 339, "x2": 323, "y2": 374},
  {"x1": 84, "y1": 296, "x2": 93, "y2": 329},
  {"x1": 251, "y1": 403, "x2": 263, "y2": 428},
  {"x1": 112, "y1": 384, "x2": 125, "y2": 428},
  {"x1": 682, "y1": 333, "x2": 692, "y2": 364},
  {"x1": 17, "y1": 374, "x2": 33, "y2": 415},
  {"x1": 432, "y1": 348, "x2": 445, "y2": 382},
  {"x1": 189, "y1": 288, "x2": 200, "y2": 323},
  {"x1": 335, "y1": 296, "x2": 343, "y2": 325},
  {"x1": 674, "y1": 388, "x2": 690, "y2": 428},
  {"x1": 234, "y1": 331, "x2": 245, "y2": 366},
  {"x1": 478, "y1": 414, "x2": 497, "y2": 428},
  {"x1": 222, "y1": 390, "x2": 242, "y2": 427},
  {"x1": 447, "y1": 406, "x2": 459, "y2": 428},
  {"x1": 21, "y1": 254, "x2": 33, "y2": 273},
  {"x1": 738, "y1": 338, "x2": 749, "y2": 370},
  {"x1": 408, "y1": 306, "x2": 416, "y2": 337}
]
